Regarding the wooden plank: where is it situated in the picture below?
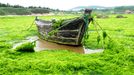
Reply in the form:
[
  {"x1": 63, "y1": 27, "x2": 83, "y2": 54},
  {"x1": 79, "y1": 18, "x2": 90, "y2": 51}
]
[
  {"x1": 76, "y1": 23, "x2": 84, "y2": 45},
  {"x1": 58, "y1": 30, "x2": 79, "y2": 32}
]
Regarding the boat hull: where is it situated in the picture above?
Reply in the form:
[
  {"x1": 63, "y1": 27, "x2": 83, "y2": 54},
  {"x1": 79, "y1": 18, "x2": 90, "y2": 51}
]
[{"x1": 35, "y1": 17, "x2": 92, "y2": 45}]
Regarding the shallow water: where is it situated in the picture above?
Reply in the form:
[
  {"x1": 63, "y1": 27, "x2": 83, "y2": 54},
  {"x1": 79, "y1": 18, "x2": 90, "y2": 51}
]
[
  {"x1": 34, "y1": 39, "x2": 85, "y2": 54},
  {"x1": 32, "y1": 36, "x2": 103, "y2": 54},
  {"x1": 14, "y1": 36, "x2": 104, "y2": 54}
]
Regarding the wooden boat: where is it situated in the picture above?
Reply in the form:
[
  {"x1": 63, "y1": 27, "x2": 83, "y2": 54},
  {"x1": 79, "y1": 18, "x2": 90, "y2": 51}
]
[{"x1": 35, "y1": 9, "x2": 93, "y2": 46}]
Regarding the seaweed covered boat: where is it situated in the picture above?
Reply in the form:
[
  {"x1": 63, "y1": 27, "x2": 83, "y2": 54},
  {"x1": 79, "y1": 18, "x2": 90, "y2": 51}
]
[{"x1": 35, "y1": 9, "x2": 93, "y2": 45}]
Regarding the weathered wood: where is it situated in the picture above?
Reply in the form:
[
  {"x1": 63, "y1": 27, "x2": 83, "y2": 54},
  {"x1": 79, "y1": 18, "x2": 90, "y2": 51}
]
[
  {"x1": 35, "y1": 9, "x2": 93, "y2": 45},
  {"x1": 35, "y1": 17, "x2": 92, "y2": 45}
]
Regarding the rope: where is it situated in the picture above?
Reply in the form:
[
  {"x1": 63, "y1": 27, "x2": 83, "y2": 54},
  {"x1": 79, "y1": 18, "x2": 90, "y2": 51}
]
[
  {"x1": 26, "y1": 19, "x2": 35, "y2": 31},
  {"x1": 92, "y1": 19, "x2": 113, "y2": 49},
  {"x1": 93, "y1": 19, "x2": 111, "y2": 39},
  {"x1": 92, "y1": 19, "x2": 104, "y2": 49},
  {"x1": 20, "y1": 19, "x2": 35, "y2": 33}
]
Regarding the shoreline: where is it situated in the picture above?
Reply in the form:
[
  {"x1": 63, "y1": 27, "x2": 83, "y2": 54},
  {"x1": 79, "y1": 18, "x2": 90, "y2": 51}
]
[{"x1": 0, "y1": 13, "x2": 55, "y2": 17}]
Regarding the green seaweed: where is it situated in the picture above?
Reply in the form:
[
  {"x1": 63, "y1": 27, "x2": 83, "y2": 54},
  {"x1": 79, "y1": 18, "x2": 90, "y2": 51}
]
[{"x1": 14, "y1": 41, "x2": 35, "y2": 52}]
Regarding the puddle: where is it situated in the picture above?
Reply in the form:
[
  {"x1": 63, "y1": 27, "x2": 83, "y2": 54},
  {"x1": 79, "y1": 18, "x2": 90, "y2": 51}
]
[
  {"x1": 84, "y1": 48, "x2": 104, "y2": 54},
  {"x1": 14, "y1": 36, "x2": 104, "y2": 54},
  {"x1": 34, "y1": 38, "x2": 104, "y2": 54},
  {"x1": 34, "y1": 39, "x2": 85, "y2": 54}
]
